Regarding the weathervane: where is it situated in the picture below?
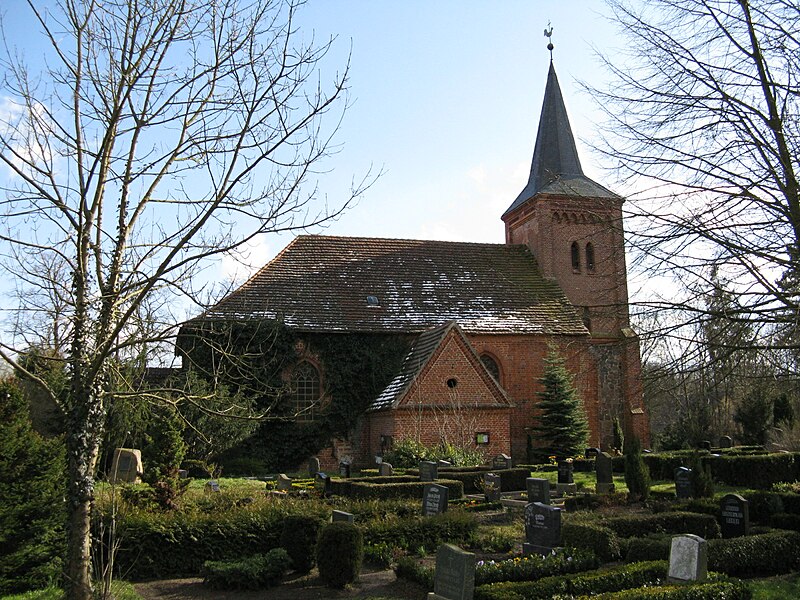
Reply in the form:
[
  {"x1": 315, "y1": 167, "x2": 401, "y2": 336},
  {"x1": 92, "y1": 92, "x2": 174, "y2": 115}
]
[{"x1": 544, "y1": 22, "x2": 554, "y2": 59}]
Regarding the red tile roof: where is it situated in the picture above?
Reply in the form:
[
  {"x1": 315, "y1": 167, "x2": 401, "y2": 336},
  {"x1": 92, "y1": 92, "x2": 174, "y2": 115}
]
[{"x1": 193, "y1": 235, "x2": 587, "y2": 335}]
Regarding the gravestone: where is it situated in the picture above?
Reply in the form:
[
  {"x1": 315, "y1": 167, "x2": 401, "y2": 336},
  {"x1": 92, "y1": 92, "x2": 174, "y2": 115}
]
[
  {"x1": 178, "y1": 469, "x2": 188, "y2": 479},
  {"x1": 492, "y1": 454, "x2": 512, "y2": 470},
  {"x1": 308, "y1": 456, "x2": 320, "y2": 477},
  {"x1": 204, "y1": 480, "x2": 220, "y2": 494},
  {"x1": 438, "y1": 460, "x2": 452, "y2": 467},
  {"x1": 339, "y1": 461, "x2": 351, "y2": 478},
  {"x1": 595, "y1": 452, "x2": 615, "y2": 494},
  {"x1": 276, "y1": 473, "x2": 292, "y2": 491},
  {"x1": 675, "y1": 467, "x2": 693, "y2": 499},
  {"x1": 556, "y1": 460, "x2": 576, "y2": 495},
  {"x1": 523, "y1": 502, "x2": 562, "y2": 556},
  {"x1": 420, "y1": 461, "x2": 438, "y2": 482},
  {"x1": 668, "y1": 534, "x2": 707, "y2": 583},
  {"x1": 379, "y1": 462, "x2": 394, "y2": 476},
  {"x1": 427, "y1": 543, "x2": 475, "y2": 600},
  {"x1": 526, "y1": 477, "x2": 550, "y2": 505},
  {"x1": 584, "y1": 447, "x2": 601, "y2": 458},
  {"x1": 332, "y1": 510, "x2": 355, "y2": 524},
  {"x1": 699, "y1": 440, "x2": 712, "y2": 451},
  {"x1": 720, "y1": 493, "x2": 749, "y2": 538},
  {"x1": 315, "y1": 472, "x2": 331, "y2": 496},
  {"x1": 483, "y1": 473, "x2": 501, "y2": 502},
  {"x1": 423, "y1": 483, "x2": 449, "y2": 516},
  {"x1": 719, "y1": 435, "x2": 733, "y2": 449},
  {"x1": 110, "y1": 448, "x2": 142, "y2": 483}
]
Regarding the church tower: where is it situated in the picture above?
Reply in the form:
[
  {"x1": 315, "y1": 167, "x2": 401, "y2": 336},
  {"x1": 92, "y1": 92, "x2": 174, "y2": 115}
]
[{"x1": 502, "y1": 59, "x2": 650, "y2": 446}]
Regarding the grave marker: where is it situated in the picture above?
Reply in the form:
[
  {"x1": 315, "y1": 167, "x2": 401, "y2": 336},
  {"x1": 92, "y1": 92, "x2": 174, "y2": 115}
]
[
  {"x1": 719, "y1": 435, "x2": 733, "y2": 449},
  {"x1": 420, "y1": 460, "x2": 438, "y2": 482},
  {"x1": 492, "y1": 454, "x2": 512, "y2": 470},
  {"x1": 379, "y1": 462, "x2": 394, "y2": 476},
  {"x1": 523, "y1": 502, "x2": 562, "y2": 556},
  {"x1": 315, "y1": 472, "x2": 331, "y2": 496},
  {"x1": 668, "y1": 534, "x2": 707, "y2": 583},
  {"x1": 483, "y1": 473, "x2": 501, "y2": 502},
  {"x1": 423, "y1": 483, "x2": 449, "y2": 516},
  {"x1": 556, "y1": 460, "x2": 576, "y2": 495},
  {"x1": 675, "y1": 467, "x2": 693, "y2": 499},
  {"x1": 276, "y1": 473, "x2": 292, "y2": 491},
  {"x1": 308, "y1": 456, "x2": 320, "y2": 477},
  {"x1": 720, "y1": 493, "x2": 749, "y2": 538},
  {"x1": 699, "y1": 440, "x2": 712, "y2": 451},
  {"x1": 427, "y1": 544, "x2": 475, "y2": 600},
  {"x1": 332, "y1": 510, "x2": 355, "y2": 524},
  {"x1": 110, "y1": 448, "x2": 142, "y2": 484},
  {"x1": 339, "y1": 461, "x2": 351, "y2": 478},
  {"x1": 595, "y1": 452, "x2": 615, "y2": 494},
  {"x1": 204, "y1": 480, "x2": 220, "y2": 494},
  {"x1": 526, "y1": 477, "x2": 550, "y2": 505}
]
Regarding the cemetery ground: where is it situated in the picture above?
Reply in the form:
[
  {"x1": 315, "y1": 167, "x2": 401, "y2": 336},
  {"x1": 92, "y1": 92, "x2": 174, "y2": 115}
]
[{"x1": 9, "y1": 450, "x2": 800, "y2": 599}]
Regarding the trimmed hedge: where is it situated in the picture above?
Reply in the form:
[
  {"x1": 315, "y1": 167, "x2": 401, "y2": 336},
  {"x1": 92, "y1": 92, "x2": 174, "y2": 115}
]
[
  {"x1": 345, "y1": 478, "x2": 464, "y2": 500},
  {"x1": 363, "y1": 510, "x2": 477, "y2": 553},
  {"x1": 581, "y1": 580, "x2": 752, "y2": 600},
  {"x1": 602, "y1": 512, "x2": 720, "y2": 540},
  {"x1": 316, "y1": 522, "x2": 363, "y2": 589},
  {"x1": 405, "y1": 468, "x2": 531, "y2": 493},
  {"x1": 707, "y1": 530, "x2": 800, "y2": 577},
  {"x1": 202, "y1": 548, "x2": 291, "y2": 590},
  {"x1": 562, "y1": 521, "x2": 622, "y2": 562}
]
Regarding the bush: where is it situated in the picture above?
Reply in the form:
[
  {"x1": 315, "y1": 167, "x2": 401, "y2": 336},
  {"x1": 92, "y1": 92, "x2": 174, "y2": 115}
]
[
  {"x1": 346, "y1": 479, "x2": 464, "y2": 500},
  {"x1": 562, "y1": 521, "x2": 622, "y2": 562},
  {"x1": 279, "y1": 514, "x2": 322, "y2": 573},
  {"x1": 689, "y1": 452, "x2": 714, "y2": 499},
  {"x1": 363, "y1": 510, "x2": 477, "y2": 554},
  {"x1": 602, "y1": 512, "x2": 721, "y2": 540},
  {"x1": 202, "y1": 548, "x2": 291, "y2": 590},
  {"x1": 474, "y1": 549, "x2": 598, "y2": 585},
  {"x1": 316, "y1": 522, "x2": 363, "y2": 589},
  {"x1": 624, "y1": 536, "x2": 671, "y2": 563},
  {"x1": 707, "y1": 530, "x2": 800, "y2": 577},
  {"x1": 624, "y1": 436, "x2": 651, "y2": 502},
  {"x1": 582, "y1": 579, "x2": 752, "y2": 600}
]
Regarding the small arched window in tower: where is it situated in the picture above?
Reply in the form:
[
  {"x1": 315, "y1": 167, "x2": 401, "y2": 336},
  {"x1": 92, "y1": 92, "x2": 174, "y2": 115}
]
[
  {"x1": 480, "y1": 353, "x2": 501, "y2": 383},
  {"x1": 583, "y1": 306, "x2": 592, "y2": 331},
  {"x1": 571, "y1": 241, "x2": 581, "y2": 272},
  {"x1": 292, "y1": 361, "x2": 320, "y2": 421},
  {"x1": 586, "y1": 242, "x2": 596, "y2": 273}
]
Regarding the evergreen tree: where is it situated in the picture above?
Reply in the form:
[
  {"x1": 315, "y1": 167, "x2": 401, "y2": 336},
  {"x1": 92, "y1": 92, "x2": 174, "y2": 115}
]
[
  {"x1": 530, "y1": 349, "x2": 590, "y2": 460},
  {"x1": 624, "y1": 435, "x2": 651, "y2": 503}
]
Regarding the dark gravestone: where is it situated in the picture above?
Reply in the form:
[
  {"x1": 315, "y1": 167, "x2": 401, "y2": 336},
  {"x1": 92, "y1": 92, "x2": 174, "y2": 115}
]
[
  {"x1": 431, "y1": 544, "x2": 475, "y2": 600},
  {"x1": 720, "y1": 435, "x2": 733, "y2": 449},
  {"x1": 483, "y1": 473, "x2": 501, "y2": 502},
  {"x1": 595, "y1": 452, "x2": 615, "y2": 494},
  {"x1": 379, "y1": 462, "x2": 394, "y2": 476},
  {"x1": 720, "y1": 493, "x2": 749, "y2": 538},
  {"x1": 438, "y1": 460, "x2": 452, "y2": 467},
  {"x1": 423, "y1": 483, "x2": 449, "y2": 516},
  {"x1": 332, "y1": 510, "x2": 355, "y2": 524},
  {"x1": 523, "y1": 502, "x2": 562, "y2": 556},
  {"x1": 675, "y1": 467, "x2": 693, "y2": 499},
  {"x1": 584, "y1": 447, "x2": 601, "y2": 459},
  {"x1": 308, "y1": 456, "x2": 320, "y2": 477},
  {"x1": 315, "y1": 472, "x2": 331, "y2": 496},
  {"x1": 526, "y1": 477, "x2": 551, "y2": 505},
  {"x1": 556, "y1": 460, "x2": 576, "y2": 495},
  {"x1": 700, "y1": 440, "x2": 712, "y2": 451},
  {"x1": 339, "y1": 461, "x2": 351, "y2": 478},
  {"x1": 420, "y1": 460, "x2": 438, "y2": 482},
  {"x1": 492, "y1": 454, "x2": 513, "y2": 470}
]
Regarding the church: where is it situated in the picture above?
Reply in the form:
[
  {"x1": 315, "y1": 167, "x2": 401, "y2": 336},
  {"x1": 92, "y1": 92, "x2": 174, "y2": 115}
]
[{"x1": 180, "y1": 59, "x2": 650, "y2": 470}]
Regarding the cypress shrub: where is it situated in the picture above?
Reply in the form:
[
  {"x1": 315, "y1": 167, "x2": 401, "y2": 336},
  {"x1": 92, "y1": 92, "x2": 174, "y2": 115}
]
[
  {"x1": 624, "y1": 435, "x2": 651, "y2": 502},
  {"x1": 689, "y1": 453, "x2": 714, "y2": 499},
  {"x1": 316, "y1": 522, "x2": 363, "y2": 589},
  {"x1": 279, "y1": 514, "x2": 322, "y2": 573}
]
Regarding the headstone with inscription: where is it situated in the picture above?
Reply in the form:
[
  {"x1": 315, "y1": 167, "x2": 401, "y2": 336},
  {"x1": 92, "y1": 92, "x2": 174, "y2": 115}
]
[
  {"x1": 420, "y1": 460, "x2": 438, "y2": 482},
  {"x1": 556, "y1": 460, "x2": 576, "y2": 495},
  {"x1": 595, "y1": 452, "x2": 615, "y2": 494},
  {"x1": 423, "y1": 483, "x2": 449, "y2": 516},
  {"x1": 523, "y1": 502, "x2": 562, "y2": 556},
  {"x1": 699, "y1": 440, "x2": 712, "y2": 451},
  {"x1": 427, "y1": 543, "x2": 475, "y2": 600},
  {"x1": 719, "y1": 435, "x2": 733, "y2": 449},
  {"x1": 276, "y1": 473, "x2": 292, "y2": 491},
  {"x1": 332, "y1": 510, "x2": 355, "y2": 524},
  {"x1": 339, "y1": 461, "x2": 351, "y2": 478},
  {"x1": 720, "y1": 493, "x2": 749, "y2": 538},
  {"x1": 379, "y1": 462, "x2": 394, "y2": 476},
  {"x1": 675, "y1": 467, "x2": 693, "y2": 499},
  {"x1": 668, "y1": 534, "x2": 707, "y2": 583},
  {"x1": 483, "y1": 473, "x2": 501, "y2": 502},
  {"x1": 492, "y1": 454, "x2": 513, "y2": 470},
  {"x1": 584, "y1": 447, "x2": 601, "y2": 459},
  {"x1": 110, "y1": 448, "x2": 143, "y2": 483},
  {"x1": 308, "y1": 456, "x2": 320, "y2": 477},
  {"x1": 526, "y1": 477, "x2": 550, "y2": 505}
]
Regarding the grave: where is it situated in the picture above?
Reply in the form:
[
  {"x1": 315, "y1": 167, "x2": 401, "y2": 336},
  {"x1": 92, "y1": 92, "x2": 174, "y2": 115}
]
[
  {"x1": 379, "y1": 462, "x2": 394, "y2": 476},
  {"x1": 720, "y1": 493, "x2": 749, "y2": 538},
  {"x1": 276, "y1": 473, "x2": 292, "y2": 491},
  {"x1": 526, "y1": 477, "x2": 550, "y2": 505},
  {"x1": 595, "y1": 452, "x2": 615, "y2": 494},
  {"x1": 675, "y1": 467, "x2": 693, "y2": 499},
  {"x1": 308, "y1": 456, "x2": 320, "y2": 477},
  {"x1": 423, "y1": 483, "x2": 449, "y2": 516},
  {"x1": 315, "y1": 472, "x2": 331, "y2": 496},
  {"x1": 668, "y1": 534, "x2": 707, "y2": 583},
  {"x1": 492, "y1": 454, "x2": 513, "y2": 470},
  {"x1": 332, "y1": 510, "x2": 355, "y2": 524},
  {"x1": 438, "y1": 459, "x2": 452, "y2": 467},
  {"x1": 427, "y1": 543, "x2": 475, "y2": 600},
  {"x1": 110, "y1": 448, "x2": 143, "y2": 484},
  {"x1": 420, "y1": 460, "x2": 438, "y2": 482},
  {"x1": 339, "y1": 461, "x2": 351, "y2": 478},
  {"x1": 584, "y1": 447, "x2": 601, "y2": 458},
  {"x1": 556, "y1": 460, "x2": 576, "y2": 495},
  {"x1": 719, "y1": 435, "x2": 733, "y2": 449},
  {"x1": 483, "y1": 473, "x2": 501, "y2": 502},
  {"x1": 204, "y1": 480, "x2": 220, "y2": 494},
  {"x1": 523, "y1": 502, "x2": 562, "y2": 556},
  {"x1": 699, "y1": 440, "x2": 712, "y2": 451}
]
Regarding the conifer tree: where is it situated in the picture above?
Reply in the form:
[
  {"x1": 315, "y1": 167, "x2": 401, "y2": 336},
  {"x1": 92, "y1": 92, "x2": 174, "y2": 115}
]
[{"x1": 530, "y1": 349, "x2": 590, "y2": 460}]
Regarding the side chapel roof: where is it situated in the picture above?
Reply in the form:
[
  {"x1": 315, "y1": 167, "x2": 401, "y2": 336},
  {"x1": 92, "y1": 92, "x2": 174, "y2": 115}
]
[
  {"x1": 503, "y1": 61, "x2": 619, "y2": 219},
  {"x1": 192, "y1": 235, "x2": 587, "y2": 335}
]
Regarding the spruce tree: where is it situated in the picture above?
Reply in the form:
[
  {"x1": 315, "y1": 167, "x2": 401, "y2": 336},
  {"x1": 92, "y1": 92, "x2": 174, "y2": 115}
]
[
  {"x1": 624, "y1": 434, "x2": 651, "y2": 502},
  {"x1": 531, "y1": 349, "x2": 590, "y2": 460}
]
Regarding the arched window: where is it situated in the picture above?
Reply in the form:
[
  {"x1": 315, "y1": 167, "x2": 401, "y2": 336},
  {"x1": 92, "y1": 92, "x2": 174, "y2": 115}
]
[
  {"x1": 571, "y1": 241, "x2": 581, "y2": 272},
  {"x1": 480, "y1": 354, "x2": 501, "y2": 383},
  {"x1": 292, "y1": 361, "x2": 320, "y2": 421},
  {"x1": 586, "y1": 242, "x2": 595, "y2": 272}
]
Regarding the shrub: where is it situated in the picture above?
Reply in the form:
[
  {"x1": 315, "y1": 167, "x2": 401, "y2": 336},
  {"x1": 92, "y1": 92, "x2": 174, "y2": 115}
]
[
  {"x1": 316, "y1": 522, "x2": 363, "y2": 589},
  {"x1": 279, "y1": 514, "x2": 322, "y2": 573},
  {"x1": 346, "y1": 479, "x2": 464, "y2": 500},
  {"x1": 689, "y1": 452, "x2": 714, "y2": 499},
  {"x1": 363, "y1": 510, "x2": 477, "y2": 554},
  {"x1": 602, "y1": 512, "x2": 721, "y2": 540},
  {"x1": 582, "y1": 579, "x2": 752, "y2": 600},
  {"x1": 395, "y1": 556, "x2": 435, "y2": 589},
  {"x1": 562, "y1": 521, "x2": 622, "y2": 562},
  {"x1": 202, "y1": 548, "x2": 291, "y2": 590},
  {"x1": 707, "y1": 529, "x2": 800, "y2": 577},
  {"x1": 624, "y1": 536, "x2": 671, "y2": 563},
  {"x1": 474, "y1": 548, "x2": 598, "y2": 585},
  {"x1": 624, "y1": 435, "x2": 651, "y2": 502}
]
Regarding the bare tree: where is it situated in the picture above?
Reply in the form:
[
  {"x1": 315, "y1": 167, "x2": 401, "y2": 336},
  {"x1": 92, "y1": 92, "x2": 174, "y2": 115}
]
[
  {"x1": 588, "y1": 0, "x2": 800, "y2": 365},
  {"x1": 0, "y1": 1, "x2": 371, "y2": 597}
]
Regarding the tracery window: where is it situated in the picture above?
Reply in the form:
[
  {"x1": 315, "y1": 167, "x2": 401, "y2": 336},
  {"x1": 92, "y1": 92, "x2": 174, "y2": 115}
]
[{"x1": 292, "y1": 361, "x2": 320, "y2": 421}]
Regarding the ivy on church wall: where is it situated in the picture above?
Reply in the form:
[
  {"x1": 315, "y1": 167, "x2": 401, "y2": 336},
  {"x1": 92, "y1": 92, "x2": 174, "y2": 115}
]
[{"x1": 178, "y1": 321, "x2": 410, "y2": 470}]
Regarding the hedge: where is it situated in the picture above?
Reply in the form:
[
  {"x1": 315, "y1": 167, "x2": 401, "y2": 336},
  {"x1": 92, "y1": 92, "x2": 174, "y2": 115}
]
[
  {"x1": 562, "y1": 521, "x2": 622, "y2": 562},
  {"x1": 362, "y1": 510, "x2": 477, "y2": 552},
  {"x1": 602, "y1": 512, "x2": 720, "y2": 540},
  {"x1": 345, "y1": 478, "x2": 464, "y2": 500},
  {"x1": 581, "y1": 580, "x2": 752, "y2": 600},
  {"x1": 405, "y1": 468, "x2": 531, "y2": 493}
]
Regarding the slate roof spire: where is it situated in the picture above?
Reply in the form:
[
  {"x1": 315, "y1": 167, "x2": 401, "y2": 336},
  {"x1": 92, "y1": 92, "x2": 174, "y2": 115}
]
[{"x1": 503, "y1": 60, "x2": 619, "y2": 218}]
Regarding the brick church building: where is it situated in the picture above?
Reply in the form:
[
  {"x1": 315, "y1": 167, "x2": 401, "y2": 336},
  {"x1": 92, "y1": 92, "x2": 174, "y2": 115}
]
[{"x1": 184, "y1": 60, "x2": 650, "y2": 469}]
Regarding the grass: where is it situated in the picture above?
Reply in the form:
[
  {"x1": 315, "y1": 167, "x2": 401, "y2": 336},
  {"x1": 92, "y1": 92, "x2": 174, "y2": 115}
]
[
  {"x1": 750, "y1": 573, "x2": 800, "y2": 599},
  {"x1": 0, "y1": 581, "x2": 142, "y2": 600}
]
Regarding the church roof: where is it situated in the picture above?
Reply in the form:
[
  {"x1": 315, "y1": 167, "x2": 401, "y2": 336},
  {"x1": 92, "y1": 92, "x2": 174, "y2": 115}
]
[
  {"x1": 193, "y1": 235, "x2": 587, "y2": 335},
  {"x1": 503, "y1": 62, "x2": 619, "y2": 218}
]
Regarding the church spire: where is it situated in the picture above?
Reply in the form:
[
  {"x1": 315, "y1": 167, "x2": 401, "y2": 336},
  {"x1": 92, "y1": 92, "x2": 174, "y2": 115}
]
[{"x1": 503, "y1": 59, "x2": 618, "y2": 219}]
